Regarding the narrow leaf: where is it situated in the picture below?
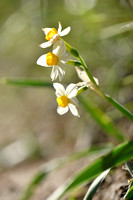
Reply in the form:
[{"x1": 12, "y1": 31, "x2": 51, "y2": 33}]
[
  {"x1": 46, "y1": 141, "x2": 133, "y2": 200},
  {"x1": 124, "y1": 181, "x2": 133, "y2": 200},
  {"x1": 83, "y1": 168, "x2": 110, "y2": 200},
  {"x1": 100, "y1": 21, "x2": 133, "y2": 39},
  {"x1": 124, "y1": 162, "x2": 133, "y2": 200},
  {"x1": 20, "y1": 171, "x2": 48, "y2": 200},
  {"x1": 104, "y1": 93, "x2": 133, "y2": 122},
  {"x1": 0, "y1": 78, "x2": 53, "y2": 87},
  {"x1": 78, "y1": 96, "x2": 126, "y2": 142},
  {"x1": 20, "y1": 144, "x2": 111, "y2": 200}
]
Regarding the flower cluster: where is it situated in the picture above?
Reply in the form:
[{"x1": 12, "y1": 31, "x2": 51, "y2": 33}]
[
  {"x1": 37, "y1": 22, "x2": 98, "y2": 117},
  {"x1": 37, "y1": 22, "x2": 70, "y2": 81}
]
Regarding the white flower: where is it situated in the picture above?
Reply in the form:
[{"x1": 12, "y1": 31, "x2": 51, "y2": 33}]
[
  {"x1": 40, "y1": 22, "x2": 71, "y2": 48},
  {"x1": 37, "y1": 40, "x2": 69, "y2": 81},
  {"x1": 75, "y1": 67, "x2": 99, "y2": 90},
  {"x1": 53, "y1": 83, "x2": 80, "y2": 117}
]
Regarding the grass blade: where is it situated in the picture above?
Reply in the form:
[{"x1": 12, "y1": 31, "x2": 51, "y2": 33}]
[
  {"x1": 20, "y1": 171, "x2": 48, "y2": 200},
  {"x1": 100, "y1": 21, "x2": 133, "y2": 39},
  {"x1": 0, "y1": 78, "x2": 53, "y2": 87},
  {"x1": 124, "y1": 161, "x2": 133, "y2": 200},
  {"x1": 46, "y1": 141, "x2": 133, "y2": 200},
  {"x1": 124, "y1": 180, "x2": 133, "y2": 200},
  {"x1": 83, "y1": 168, "x2": 111, "y2": 200},
  {"x1": 20, "y1": 144, "x2": 111, "y2": 200},
  {"x1": 104, "y1": 93, "x2": 133, "y2": 122},
  {"x1": 78, "y1": 96, "x2": 126, "y2": 142}
]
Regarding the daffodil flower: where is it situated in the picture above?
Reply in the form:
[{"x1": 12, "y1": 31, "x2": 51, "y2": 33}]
[
  {"x1": 75, "y1": 67, "x2": 99, "y2": 90},
  {"x1": 37, "y1": 40, "x2": 69, "y2": 81},
  {"x1": 53, "y1": 83, "x2": 80, "y2": 117},
  {"x1": 40, "y1": 22, "x2": 71, "y2": 48}
]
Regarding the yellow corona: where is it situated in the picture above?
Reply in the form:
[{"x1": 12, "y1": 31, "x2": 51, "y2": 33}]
[
  {"x1": 45, "y1": 28, "x2": 58, "y2": 41},
  {"x1": 56, "y1": 95, "x2": 69, "y2": 108},
  {"x1": 46, "y1": 52, "x2": 58, "y2": 66}
]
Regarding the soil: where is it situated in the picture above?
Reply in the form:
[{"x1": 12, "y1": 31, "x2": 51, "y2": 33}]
[{"x1": 0, "y1": 157, "x2": 132, "y2": 200}]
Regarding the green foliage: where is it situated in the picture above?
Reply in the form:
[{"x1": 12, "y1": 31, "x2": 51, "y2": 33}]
[
  {"x1": 124, "y1": 161, "x2": 133, "y2": 200},
  {"x1": 47, "y1": 141, "x2": 133, "y2": 200},
  {"x1": 124, "y1": 181, "x2": 133, "y2": 200},
  {"x1": 83, "y1": 169, "x2": 111, "y2": 200},
  {"x1": 20, "y1": 144, "x2": 112, "y2": 200},
  {"x1": 78, "y1": 96, "x2": 126, "y2": 142},
  {"x1": 104, "y1": 93, "x2": 133, "y2": 122},
  {"x1": 1, "y1": 78, "x2": 53, "y2": 87}
]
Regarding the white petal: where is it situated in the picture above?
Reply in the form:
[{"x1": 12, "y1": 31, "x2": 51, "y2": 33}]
[
  {"x1": 52, "y1": 41, "x2": 60, "y2": 55},
  {"x1": 42, "y1": 28, "x2": 52, "y2": 36},
  {"x1": 36, "y1": 54, "x2": 49, "y2": 67},
  {"x1": 40, "y1": 41, "x2": 52, "y2": 48},
  {"x1": 75, "y1": 67, "x2": 89, "y2": 82},
  {"x1": 75, "y1": 67, "x2": 99, "y2": 87},
  {"x1": 69, "y1": 97, "x2": 78, "y2": 106},
  {"x1": 60, "y1": 26, "x2": 71, "y2": 37},
  {"x1": 68, "y1": 103, "x2": 80, "y2": 117},
  {"x1": 56, "y1": 66, "x2": 65, "y2": 81},
  {"x1": 66, "y1": 84, "x2": 78, "y2": 98},
  {"x1": 60, "y1": 53, "x2": 69, "y2": 64},
  {"x1": 53, "y1": 83, "x2": 65, "y2": 96},
  {"x1": 57, "y1": 106, "x2": 68, "y2": 115},
  {"x1": 51, "y1": 66, "x2": 58, "y2": 81},
  {"x1": 58, "y1": 22, "x2": 62, "y2": 33},
  {"x1": 52, "y1": 40, "x2": 66, "y2": 57}
]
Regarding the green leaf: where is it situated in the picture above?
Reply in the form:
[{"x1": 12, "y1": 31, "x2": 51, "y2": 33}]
[
  {"x1": 78, "y1": 96, "x2": 126, "y2": 142},
  {"x1": 0, "y1": 78, "x2": 53, "y2": 87},
  {"x1": 124, "y1": 180, "x2": 133, "y2": 200},
  {"x1": 20, "y1": 144, "x2": 112, "y2": 200},
  {"x1": 100, "y1": 21, "x2": 133, "y2": 39},
  {"x1": 20, "y1": 171, "x2": 48, "y2": 200},
  {"x1": 104, "y1": 93, "x2": 133, "y2": 122},
  {"x1": 83, "y1": 168, "x2": 111, "y2": 200},
  {"x1": 46, "y1": 141, "x2": 133, "y2": 200},
  {"x1": 124, "y1": 162, "x2": 133, "y2": 200}
]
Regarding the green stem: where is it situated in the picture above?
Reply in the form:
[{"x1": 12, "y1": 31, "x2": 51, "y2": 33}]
[
  {"x1": 78, "y1": 55, "x2": 97, "y2": 85},
  {"x1": 87, "y1": 81, "x2": 133, "y2": 122},
  {"x1": 64, "y1": 40, "x2": 133, "y2": 121},
  {"x1": 64, "y1": 40, "x2": 98, "y2": 85}
]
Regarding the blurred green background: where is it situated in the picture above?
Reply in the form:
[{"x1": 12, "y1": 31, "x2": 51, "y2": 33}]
[{"x1": 0, "y1": 0, "x2": 133, "y2": 198}]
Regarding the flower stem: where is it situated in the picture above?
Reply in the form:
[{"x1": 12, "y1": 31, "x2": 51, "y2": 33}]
[
  {"x1": 78, "y1": 55, "x2": 97, "y2": 85},
  {"x1": 64, "y1": 40, "x2": 133, "y2": 121}
]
